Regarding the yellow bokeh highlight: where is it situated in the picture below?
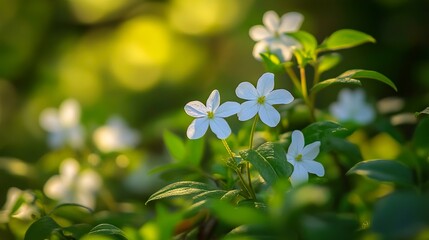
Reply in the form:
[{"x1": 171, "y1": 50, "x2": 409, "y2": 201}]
[
  {"x1": 348, "y1": 130, "x2": 401, "y2": 160},
  {"x1": 67, "y1": 0, "x2": 132, "y2": 24},
  {"x1": 110, "y1": 16, "x2": 171, "y2": 91},
  {"x1": 168, "y1": 0, "x2": 252, "y2": 35}
]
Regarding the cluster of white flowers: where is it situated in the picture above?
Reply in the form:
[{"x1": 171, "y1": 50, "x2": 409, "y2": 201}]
[{"x1": 184, "y1": 72, "x2": 323, "y2": 186}]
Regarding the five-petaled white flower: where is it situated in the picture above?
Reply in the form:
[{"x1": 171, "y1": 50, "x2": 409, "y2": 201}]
[
  {"x1": 329, "y1": 88, "x2": 375, "y2": 125},
  {"x1": 44, "y1": 158, "x2": 102, "y2": 209},
  {"x1": 249, "y1": 10, "x2": 304, "y2": 62},
  {"x1": 185, "y1": 90, "x2": 240, "y2": 139},
  {"x1": 286, "y1": 130, "x2": 324, "y2": 187},
  {"x1": 235, "y1": 72, "x2": 294, "y2": 127},
  {"x1": 39, "y1": 98, "x2": 85, "y2": 149},
  {"x1": 93, "y1": 115, "x2": 141, "y2": 153}
]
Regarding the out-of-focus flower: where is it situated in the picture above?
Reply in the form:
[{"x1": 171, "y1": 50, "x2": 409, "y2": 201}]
[
  {"x1": 329, "y1": 88, "x2": 375, "y2": 125},
  {"x1": 235, "y1": 72, "x2": 294, "y2": 127},
  {"x1": 0, "y1": 187, "x2": 40, "y2": 223},
  {"x1": 44, "y1": 158, "x2": 102, "y2": 209},
  {"x1": 93, "y1": 116, "x2": 140, "y2": 153},
  {"x1": 39, "y1": 98, "x2": 85, "y2": 149},
  {"x1": 249, "y1": 10, "x2": 303, "y2": 62},
  {"x1": 185, "y1": 89, "x2": 240, "y2": 139},
  {"x1": 286, "y1": 130, "x2": 324, "y2": 187}
]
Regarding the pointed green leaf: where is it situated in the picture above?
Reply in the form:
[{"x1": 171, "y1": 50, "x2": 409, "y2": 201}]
[
  {"x1": 347, "y1": 159, "x2": 414, "y2": 186},
  {"x1": 311, "y1": 69, "x2": 397, "y2": 93},
  {"x1": 288, "y1": 31, "x2": 318, "y2": 52},
  {"x1": 302, "y1": 121, "x2": 352, "y2": 144},
  {"x1": 260, "y1": 52, "x2": 285, "y2": 73},
  {"x1": 318, "y1": 29, "x2": 375, "y2": 52},
  {"x1": 163, "y1": 130, "x2": 186, "y2": 161},
  {"x1": 185, "y1": 137, "x2": 204, "y2": 166},
  {"x1": 146, "y1": 181, "x2": 212, "y2": 204},
  {"x1": 24, "y1": 216, "x2": 61, "y2": 240},
  {"x1": 240, "y1": 149, "x2": 277, "y2": 186},
  {"x1": 317, "y1": 53, "x2": 341, "y2": 74},
  {"x1": 192, "y1": 190, "x2": 227, "y2": 202},
  {"x1": 256, "y1": 142, "x2": 293, "y2": 178},
  {"x1": 84, "y1": 223, "x2": 127, "y2": 240},
  {"x1": 415, "y1": 107, "x2": 429, "y2": 118}
]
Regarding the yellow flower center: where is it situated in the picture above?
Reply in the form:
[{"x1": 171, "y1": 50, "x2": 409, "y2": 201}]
[
  {"x1": 257, "y1": 96, "x2": 266, "y2": 104},
  {"x1": 207, "y1": 111, "x2": 214, "y2": 119},
  {"x1": 295, "y1": 154, "x2": 302, "y2": 161}
]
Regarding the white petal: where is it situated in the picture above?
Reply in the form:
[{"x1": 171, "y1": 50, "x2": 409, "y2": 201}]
[
  {"x1": 43, "y1": 176, "x2": 65, "y2": 199},
  {"x1": 187, "y1": 118, "x2": 209, "y2": 139},
  {"x1": 258, "y1": 104, "x2": 280, "y2": 127},
  {"x1": 216, "y1": 101, "x2": 240, "y2": 118},
  {"x1": 39, "y1": 108, "x2": 61, "y2": 132},
  {"x1": 238, "y1": 101, "x2": 259, "y2": 121},
  {"x1": 60, "y1": 158, "x2": 80, "y2": 186},
  {"x1": 288, "y1": 130, "x2": 305, "y2": 157},
  {"x1": 256, "y1": 72, "x2": 275, "y2": 96},
  {"x1": 78, "y1": 169, "x2": 102, "y2": 192},
  {"x1": 302, "y1": 141, "x2": 321, "y2": 160},
  {"x1": 59, "y1": 99, "x2": 80, "y2": 127},
  {"x1": 185, "y1": 101, "x2": 208, "y2": 117},
  {"x1": 263, "y1": 11, "x2": 280, "y2": 33},
  {"x1": 278, "y1": 12, "x2": 304, "y2": 33},
  {"x1": 278, "y1": 45, "x2": 294, "y2": 61},
  {"x1": 290, "y1": 163, "x2": 308, "y2": 187},
  {"x1": 236, "y1": 82, "x2": 258, "y2": 100},
  {"x1": 355, "y1": 105, "x2": 375, "y2": 124},
  {"x1": 249, "y1": 25, "x2": 271, "y2": 41},
  {"x1": 339, "y1": 89, "x2": 354, "y2": 105},
  {"x1": 301, "y1": 160, "x2": 325, "y2": 177},
  {"x1": 210, "y1": 118, "x2": 232, "y2": 139},
  {"x1": 47, "y1": 131, "x2": 66, "y2": 149},
  {"x1": 252, "y1": 41, "x2": 269, "y2": 60},
  {"x1": 206, "y1": 90, "x2": 220, "y2": 112},
  {"x1": 329, "y1": 102, "x2": 349, "y2": 121},
  {"x1": 266, "y1": 89, "x2": 294, "y2": 105},
  {"x1": 67, "y1": 125, "x2": 84, "y2": 149}
]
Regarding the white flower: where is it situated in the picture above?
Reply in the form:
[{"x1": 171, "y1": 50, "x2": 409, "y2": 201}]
[
  {"x1": 185, "y1": 90, "x2": 240, "y2": 139},
  {"x1": 329, "y1": 88, "x2": 375, "y2": 125},
  {"x1": 93, "y1": 115, "x2": 140, "y2": 153},
  {"x1": 286, "y1": 130, "x2": 324, "y2": 187},
  {"x1": 44, "y1": 158, "x2": 102, "y2": 209},
  {"x1": 0, "y1": 187, "x2": 40, "y2": 223},
  {"x1": 39, "y1": 98, "x2": 85, "y2": 149},
  {"x1": 249, "y1": 10, "x2": 304, "y2": 62},
  {"x1": 235, "y1": 72, "x2": 294, "y2": 127}
]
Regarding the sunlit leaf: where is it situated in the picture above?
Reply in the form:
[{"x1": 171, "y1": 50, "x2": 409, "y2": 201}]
[
  {"x1": 240, "y1": 149, "x2": 277, "y2": 186},
  {"x1": 317, "y1": 53, "x2": 341, "y2": 74},
  {"x1": 163, "y1": 130, "x2": 186, "y2": 161},
  {"x1": 192, "y1": 190, "x2": 227, "y2": 202},
  {"x1": 311, "y1": 69, "x2": 397, "y2": 93},
  {"x1": 318, "y1": 29, "x2": 375, "y2": 52},
  {"x1": 24, "y1": 216, "x2": 61, "y2": 240},
  {"x1": 48, "y1": 203, "x2": 94, "y2": 216},
  {"x1": 146, "y1": 181, "x2": 213, "y2": 204},
  {"x1": 347, "y1": 159, "x2": 414, "y2": 186},
  {"x1": 415, "y1": 107, "x2": 429, "y2": 118},
  {"x1": 83, "y1": 223, "x2": 127, "y2": 240},
  {"x1": 288, "y1": 31, "x2": 318, "y2": 53},
  {"x1": 260, "y1": 52, "x2": 284, "y2": 73}
]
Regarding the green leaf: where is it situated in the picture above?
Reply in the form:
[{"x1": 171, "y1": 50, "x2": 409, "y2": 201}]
[
  {"x1": 311, "y1": 69, "x2": 397, "y2": 93},
  {"x1": 209, "y1": 200, "x2": 270, "y2": 226},
  {"x1": 260, "y1": 52, "x2": 284, "y2": 73},
  {"x1": 146, "y1": 181, "x2": 213, "y2": 204},
  {"x1": 163, "y1": 130, "x2": 186, "y2": 161},
  {"x1": 184, "y1": 137, "x2": 204, "y2": 166},
  {"x1": 412, "y1": 117, "x2": 429, "y2": 152},
  {"x1": 324, "y1": 137, "x2": 362, "y2": 165},
  {"x1": 48, "y1": 203, "x2": 94, "y2": 215},
  {"x1": 347, "y1": 159, "x2": 414, "y2": 186},
  {"x1": 240, "y1": 149, "x2": 278, "y2": 186},
  {"x1": 24, "y1": 216, "x2": 61, "y2": 240},
  {"x1": 192, "y1": 190, "x2": 227, "y2": 202},
  {"x1": 84, "y1": 223, "x2": 127, "y2": 240},
  {"x1": 415, "y1": 107, "x2": 429, "y2": 118},
  {"x1": 288, "y1": 31, "x2": 318, "y2": 53},
  {"x1": 318, "y1": 29, "x2": 375, "y2": 52},
  {"x1": 256, "y1": 142, "x2": 293, "y2": 178},
  {"x1": 302, "y1": 121, "x2": 352, "y2": 144},
  {"x1": 317, "y1": 53, "x2": 341, "y2": 74}
]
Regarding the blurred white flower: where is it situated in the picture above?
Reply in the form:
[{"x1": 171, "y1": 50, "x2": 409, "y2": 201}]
[
  {"x1": 44, "y1": 158, "x2": 102, "y2": 209},
  {"x1": 93, "y1": 116, "x2": 141, "y2": 153},
  {"x1": 185, "y1": 89, "x2": 240, "y2": 139},
  {"x1": 287, "y1": 130, "x2": 324, "y2": 187},
  {"x1": 249, "y1": 10, "x2": 304, "y2": 62},
  {"x1": 235, "y1": 72, "x2": 294, "y2": 127},
  {"x1": 0, "y1": 187, "x2": 40, "y2": 223},
  {"x1": 39, "y1": 98, "x2": 85, "y2": 149},
  {"x1": 329, "y1": 88, "x2": 375, "y2": 125}
]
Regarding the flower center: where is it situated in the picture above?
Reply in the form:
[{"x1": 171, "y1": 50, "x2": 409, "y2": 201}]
[
  {"x1": 257, "y1": 96, "x2": 266, "y2": 104},
  {"x1": 207, "y1": 111, "x2": 214, "y2": 119},
  {"x1": 295, "y1": 154, "x2": 303, "y2": 161}
]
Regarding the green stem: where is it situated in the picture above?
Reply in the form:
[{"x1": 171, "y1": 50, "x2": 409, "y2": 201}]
[
  {"x1": 299, "y1": 66, "x2": 316, "y2": 122},
  {"x1": 249, "y1": 116, "x2": 259, "y2": 150},
  {"x1": 285, "y1": 65, "x2": 303, "y2": 96},
  {"x1": 221, "y1": 139, "x2": 256, "y2": 199}
]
